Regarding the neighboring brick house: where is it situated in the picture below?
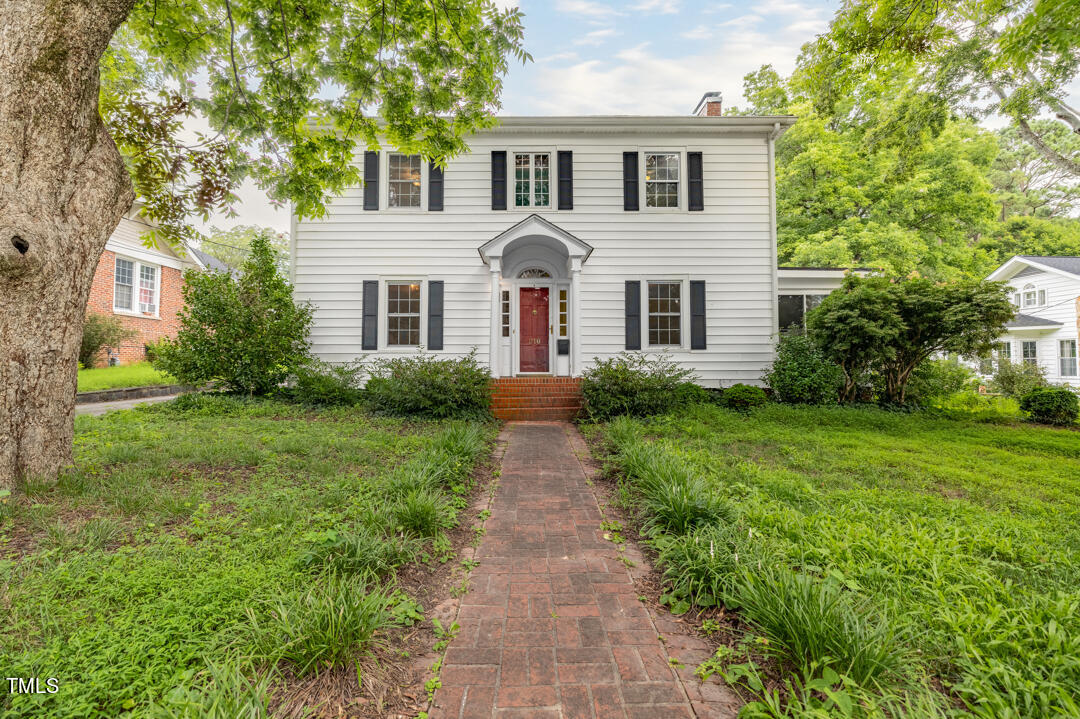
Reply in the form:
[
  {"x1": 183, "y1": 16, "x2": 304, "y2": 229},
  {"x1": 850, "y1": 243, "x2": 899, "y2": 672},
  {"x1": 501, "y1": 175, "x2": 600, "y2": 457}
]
[{"x1": 85, "y1": 206, "x2": 226, "y2": 365}]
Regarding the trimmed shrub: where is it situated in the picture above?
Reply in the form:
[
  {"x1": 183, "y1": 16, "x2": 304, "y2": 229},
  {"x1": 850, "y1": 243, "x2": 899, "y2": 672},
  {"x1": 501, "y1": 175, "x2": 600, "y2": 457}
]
[
  {"x1": 155, "y1": 234, "x2": 312, "y2": 395},
  {"x1": 763, "y1": 333, "x2": 843, "y2": 405},
  {"x1": 906, "y1": 358, "x2": 975, "y2": 405},
  {"x1": 580, "y1": 352, "x2": 695, "y2": 420},
  {"x1": 674, "y1": 381, "x2": 712, "y2": 406},
  {"x1": 1019, "y1": 387, "x2": 1079, "y2": 426},
  {"x1": 991, "y1": 358, "x2": 1047, "y2": 398},
  {"x1": 365, "y1": 351, "x2": 490, "y2": 419},
  {"x1": 286, "y1": 360, "x2": 364, "y2": 406},
  {"x1": 80, "y1": 313, "x2": 136, "y2": 368},
  {"x1": 719, "y1": 383, "x2": 768, "y2": 412}
]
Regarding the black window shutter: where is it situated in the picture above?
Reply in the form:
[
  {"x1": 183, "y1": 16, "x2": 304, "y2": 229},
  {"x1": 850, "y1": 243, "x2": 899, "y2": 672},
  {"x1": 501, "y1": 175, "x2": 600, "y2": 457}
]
[
  {"x1": 428, "y1": 162, "x2": 444, "y2": 211},
  {"x1": 557, "y1": 150, "x2": 573, "y2": 210},
  {"x1": 491, "y1": 151, "x2": 507, "y2": 210},
  {"x1": 690, "y1": 280, "x2": 706, "y2": 350},
  {"x1": 362, "y1": 280, "x2": 378, "y2": 350},
  {"x1": 623, "y1": 152, "x2": 639, "y2": 211},
  {"x1": 428, "y1": 280, "x2": 444, "y2": 350},
  {"x1": 688, "y1": 152, "x2": 704, "y2": 211},
  {"x1": 363, "y1": 151, "x2": 379, "y2": 210},
  {"x1": 625, "y1": 280, "x2": 641, "y2": 350}
]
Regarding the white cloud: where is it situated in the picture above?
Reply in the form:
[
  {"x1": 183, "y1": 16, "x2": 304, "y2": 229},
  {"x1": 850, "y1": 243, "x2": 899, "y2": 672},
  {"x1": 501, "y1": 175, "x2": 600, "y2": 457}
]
[
  {"x1": 575, "y1": 28, "x2": 618, "y2": 46},
  {"x1": 491, "y1": 0, "x2": 519, "y2": 8},
  {"x1": 631, "y1": 0, "x2": 680, "y2": 14},
  {"x1": 554, "y1": 0, "x2": 621, "y2": 19},
  {"x1": 681, "y1": 24, "x2": 711, "y2": 40}
]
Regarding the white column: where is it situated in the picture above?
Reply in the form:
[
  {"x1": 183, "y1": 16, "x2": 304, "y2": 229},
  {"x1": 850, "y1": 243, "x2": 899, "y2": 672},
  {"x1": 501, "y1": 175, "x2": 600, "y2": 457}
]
[
  {"x1": 569, "y1": 257, "x2": 583, "y2": 376},
  {"x1": 489, "y1": 258, "x2": 502, "y2": 377}
]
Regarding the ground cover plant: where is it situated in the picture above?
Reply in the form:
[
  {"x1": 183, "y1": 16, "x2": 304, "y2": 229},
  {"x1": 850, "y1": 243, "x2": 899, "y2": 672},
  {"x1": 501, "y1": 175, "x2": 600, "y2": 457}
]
[
  {"x1": 0, "y1": 395, "x2": 492, "y2": 718},
  {"x1": 594, "y1": 403, "x2": 1080, "y2": 717},
  {"x1": 77, "y1": 362, "x2": 175, "y2": 392}
]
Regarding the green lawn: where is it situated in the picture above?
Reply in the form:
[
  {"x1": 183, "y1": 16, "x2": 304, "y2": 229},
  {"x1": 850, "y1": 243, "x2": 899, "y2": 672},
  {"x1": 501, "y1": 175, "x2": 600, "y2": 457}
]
[
  {"x1": 77, "y1": 362, "x2": 174, "y2": 392},
  {"x1": 596, "y1": 404, "x2": 1080, "y2": 718},
  {"x1": 0, "y1": 395, "x2": 493, "y2": 718}
]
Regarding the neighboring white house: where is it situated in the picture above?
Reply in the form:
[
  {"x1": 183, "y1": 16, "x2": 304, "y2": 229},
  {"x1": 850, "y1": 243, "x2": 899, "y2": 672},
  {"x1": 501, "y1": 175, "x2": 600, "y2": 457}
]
[
  {"x1": 292, "y1": 95, "x2": 835, "y2": 388},
  {"x1": 979, "y1": 256, "x2": 1080, "y2": 384}
]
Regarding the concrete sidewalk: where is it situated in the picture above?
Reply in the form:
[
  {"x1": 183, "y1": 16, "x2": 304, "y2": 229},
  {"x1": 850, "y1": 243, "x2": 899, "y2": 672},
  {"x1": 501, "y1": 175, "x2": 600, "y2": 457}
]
[{"x1": 75, "y1": 394, "x2": 178, "y2": 416}]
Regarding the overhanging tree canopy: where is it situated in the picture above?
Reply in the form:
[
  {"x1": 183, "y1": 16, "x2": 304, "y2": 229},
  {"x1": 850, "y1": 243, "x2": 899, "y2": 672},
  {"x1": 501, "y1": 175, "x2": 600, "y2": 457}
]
[{"x1": 0, "y1": 0, "x2": 527, "y2": 486}]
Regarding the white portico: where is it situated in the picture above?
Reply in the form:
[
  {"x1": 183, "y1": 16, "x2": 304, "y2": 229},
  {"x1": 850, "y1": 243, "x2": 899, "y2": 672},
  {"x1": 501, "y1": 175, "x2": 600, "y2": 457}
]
[{"x1": 478, "y1": 215, "x2": 592, "y2": 378}]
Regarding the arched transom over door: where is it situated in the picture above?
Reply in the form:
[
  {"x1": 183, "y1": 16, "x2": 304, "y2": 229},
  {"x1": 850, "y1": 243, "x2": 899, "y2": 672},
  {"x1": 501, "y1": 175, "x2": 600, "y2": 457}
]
[{"x1": 518, "y1": 268, "x2": 552, "y2": 279}]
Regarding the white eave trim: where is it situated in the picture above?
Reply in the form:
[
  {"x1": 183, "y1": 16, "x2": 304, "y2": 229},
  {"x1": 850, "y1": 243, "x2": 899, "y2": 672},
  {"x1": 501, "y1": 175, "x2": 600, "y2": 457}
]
[
  {"x1": 481, "y1": 115, "x2": 798, "y2": 137},
  {"x1": 988, "y1": 255, "x2": 1080, "y2": 282},
  {"x1": 479, "y1": 214, "x2": 594, "y2": 264},
  {"x1": 777, "y1": 267, "x2": 871, "y2": 279}
]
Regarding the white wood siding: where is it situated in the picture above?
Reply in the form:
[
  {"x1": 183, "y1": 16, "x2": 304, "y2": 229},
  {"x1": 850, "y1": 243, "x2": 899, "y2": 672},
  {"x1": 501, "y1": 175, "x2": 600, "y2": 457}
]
[
  {"x1": 1000, "y1": 267, "x2": 1080, "y2": 383},
  {"x1": 293, "y1": 126, "x2": 779, "y2": 386}
]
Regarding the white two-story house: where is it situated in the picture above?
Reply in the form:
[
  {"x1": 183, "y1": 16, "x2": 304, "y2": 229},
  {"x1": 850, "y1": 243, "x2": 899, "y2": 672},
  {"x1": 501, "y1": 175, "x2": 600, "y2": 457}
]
[
  {"x1": 980, "y1": 256, "x2": 1080, "y2": 384},
  {"x1": 292, "y1": 94, "x2": 804, "y2": 388}
]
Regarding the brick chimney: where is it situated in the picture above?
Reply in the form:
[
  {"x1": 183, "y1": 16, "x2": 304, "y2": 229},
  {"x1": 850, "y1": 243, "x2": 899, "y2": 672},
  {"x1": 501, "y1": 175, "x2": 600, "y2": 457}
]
[{"x1": 694, "y1": 91, "x2": 723, "y2": 117}]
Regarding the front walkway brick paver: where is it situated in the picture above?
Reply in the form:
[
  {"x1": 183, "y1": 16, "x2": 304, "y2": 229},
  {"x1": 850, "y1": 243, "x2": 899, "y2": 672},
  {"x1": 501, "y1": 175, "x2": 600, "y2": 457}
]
[{"x1": 430, "y1": 422, "x2": 739, "y2": 719}]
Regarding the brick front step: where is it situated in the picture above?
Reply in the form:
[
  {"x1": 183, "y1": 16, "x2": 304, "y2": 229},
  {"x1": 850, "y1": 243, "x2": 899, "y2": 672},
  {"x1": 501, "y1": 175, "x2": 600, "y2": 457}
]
[{"x1": 490, "y1": 377, "x2": 583, "y2": 421}]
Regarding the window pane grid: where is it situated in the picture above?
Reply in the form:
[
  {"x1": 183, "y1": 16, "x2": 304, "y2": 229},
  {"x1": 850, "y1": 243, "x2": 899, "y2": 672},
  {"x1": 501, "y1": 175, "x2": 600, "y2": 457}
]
[
  {"x1": 514, "y1": 153, "x2": 550, "y2": 208},
  {"x1": 648, "y1": 281, "x2": 681, "y2": 345},
  {"x1": 1061, "y1": 340, "x2": 1078, "y2": 377},
  {"x1": 114, "y1": 258, "x2": 134, "y2": 310},
  {"x1": 559, "y1": 289, "x2": 568, "y2": 338},
  {"x1": 139, "y1": 265, "x2": 158, "y2": 314},
  {"x1": 387, "y1": 282, "x2": 421, "y2": 346},
  {"x1": 645, "y1": 153, "x2": 679, "y2": 208},
  {"x1": 388, "y1": 154, "x2": 421, "y2": 208},
  {"x1": 501, "y1": 290, "x2": 510, "y2": 338},
  {"x1": 1022, "y1": 341, "x2": 1038, "y2": 365}
]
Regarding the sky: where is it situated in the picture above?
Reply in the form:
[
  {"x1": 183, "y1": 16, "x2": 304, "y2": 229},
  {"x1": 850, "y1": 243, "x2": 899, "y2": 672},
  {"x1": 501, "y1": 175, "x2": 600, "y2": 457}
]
[{"x1": 206, "y1": 0, "x2": 838, "y2": 233}]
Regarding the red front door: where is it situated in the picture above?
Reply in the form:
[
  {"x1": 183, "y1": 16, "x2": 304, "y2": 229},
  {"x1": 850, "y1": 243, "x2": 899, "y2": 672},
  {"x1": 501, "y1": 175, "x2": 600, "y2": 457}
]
[{"x1": 519, "y1": 287, "x2": 550, "y2": 373}]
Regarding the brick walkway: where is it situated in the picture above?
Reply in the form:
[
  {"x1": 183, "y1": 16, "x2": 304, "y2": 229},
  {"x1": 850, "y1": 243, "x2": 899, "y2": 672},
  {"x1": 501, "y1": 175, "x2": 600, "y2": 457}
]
[{"x1": 430, "y1": 422, "x2": 737, "y2": 719}]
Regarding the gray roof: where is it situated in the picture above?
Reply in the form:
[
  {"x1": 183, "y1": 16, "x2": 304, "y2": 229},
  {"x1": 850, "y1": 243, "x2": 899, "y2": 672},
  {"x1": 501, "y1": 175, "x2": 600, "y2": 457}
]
[
  {"x1": 188, "y1": 246, "x2": 234, "y2": 274},
  {"x1": 1006, "y1": 313, "x2": 1063, "y2": 329},
  {"x1": 1018, "y1": 256, "x2": 1080, "y2": 277}
]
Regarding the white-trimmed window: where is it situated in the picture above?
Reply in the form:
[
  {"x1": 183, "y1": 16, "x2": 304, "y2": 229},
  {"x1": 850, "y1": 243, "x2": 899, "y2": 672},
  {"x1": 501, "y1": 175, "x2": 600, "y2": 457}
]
[
  {"x1": 501, "y1": 290, "x2": 511, "y2": 338},
  {"x1": 513, "y1": 153, "x2": 550, "y2": 208},
  {"x1": 1022, "y1": 340, "x2": 1038, "y2": 366},
  {"x1": 387, "y1": 282, "x2": 422, "y2": 346},
  {"x1": 114, "y1": 256, "x2": 158, "y2": 316},
  {"x1": 114, "y1": 257, "x2": 134, "y2": 311},
  {"x1": 558, "y1": 289, "x2": 568, "y2": 339},
  {"x1": 648, "y1": 281, "x2": 682, "y2": 346},
  {"x1": 645, "y1": 152, "x2": 680, "y2": 208},
  {"x1": 388, "y1": 154, "x2": 422, "y2": 208},
  {"x1": 1021, "y1": 283, "x2": 1046, "y2": 308},
  {"x1": 1060, "y1": 339, "x2": 1078, "y2": 377}
]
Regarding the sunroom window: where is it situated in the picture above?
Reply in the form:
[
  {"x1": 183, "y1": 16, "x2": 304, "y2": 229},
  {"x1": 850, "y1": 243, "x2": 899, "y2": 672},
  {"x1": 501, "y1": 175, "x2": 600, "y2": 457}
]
[{"x1": 1022, "y1": 340, "x2": 1038, "y2": 366}]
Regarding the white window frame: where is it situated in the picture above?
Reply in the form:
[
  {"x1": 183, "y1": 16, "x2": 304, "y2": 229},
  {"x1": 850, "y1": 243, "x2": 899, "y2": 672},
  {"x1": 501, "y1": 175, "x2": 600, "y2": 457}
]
[
  {"x1": 511, "y1": 151, "x2": 552, "y2": 210},
  {"x1": 1060, "y1": 339, "x2": 1078, "y2": 377},
  {"x1": 1020, "y1": 284, "x2": 1047, "y2": 308},
  {"x1": 642, "y1": 278, "x2": 688, "y2": 348},
  {"x1": 113, "y1": 255, "x2": 160, "y2": 318},
  {"x1": 386, "y1": 153, "x2": 424, "y2": 210},
  {"x1": 380, "y1": 278, "x2": 426, "y2": 350},
  {"x1": 997, "y1": 341, "x2": 1012, "y2": 362},
  {"x1": 1022, "y1": 340, "x2": 1038, "y2": 366},
  {"x1": 641, "y1": 150, "x2": 685, "y2": 212}
]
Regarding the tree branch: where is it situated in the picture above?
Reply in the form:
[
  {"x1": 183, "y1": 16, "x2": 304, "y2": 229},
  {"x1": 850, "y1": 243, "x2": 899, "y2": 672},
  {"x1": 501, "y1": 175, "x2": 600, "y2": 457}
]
[{"x1": 992, "y1": 84, "x2": 1080, "y2": 177}]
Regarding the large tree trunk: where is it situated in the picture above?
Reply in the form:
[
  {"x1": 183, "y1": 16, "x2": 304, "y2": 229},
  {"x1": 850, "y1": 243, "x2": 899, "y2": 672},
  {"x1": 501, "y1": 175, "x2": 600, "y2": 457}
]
[{"x1": 0, "y1": 0, "x2": 135, "y2": 487}]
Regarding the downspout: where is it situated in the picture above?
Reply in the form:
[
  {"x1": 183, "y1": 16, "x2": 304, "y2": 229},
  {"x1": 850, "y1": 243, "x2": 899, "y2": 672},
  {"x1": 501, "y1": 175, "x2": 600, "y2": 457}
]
[{"x1": 767, "y1": 122, "x2": 781, "y2": 348}]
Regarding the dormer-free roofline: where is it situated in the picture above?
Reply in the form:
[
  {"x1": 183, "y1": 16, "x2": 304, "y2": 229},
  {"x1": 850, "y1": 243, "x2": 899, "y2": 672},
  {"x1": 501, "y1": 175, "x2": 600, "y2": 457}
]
[
  {"x1": 988, "y1": 255, "x2": 1080, "y2": 282},
  {"x1": 483, "y1": 115, "x2": 797, "y2": 137}
]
